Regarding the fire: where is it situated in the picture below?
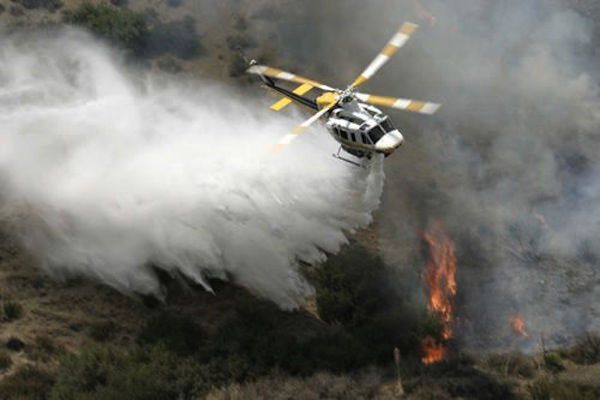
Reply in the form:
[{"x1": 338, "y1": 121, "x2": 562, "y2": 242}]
[
  {"x1": 421, "y1": 222, "x2": 457, "y2": 364},
  {"x1": 512, "y1": 314, "x2": 528, "y2": 337},
  {"x1": 422, "y1": 336, "x2": 446, "y2": 364}
]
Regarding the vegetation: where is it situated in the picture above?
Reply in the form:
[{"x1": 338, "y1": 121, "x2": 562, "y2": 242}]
[
  {"x1": 67, "y1": 3, "x2": 203, "y2": 60},
  {"x1": 145, "y1": 16, "x2": 203, "y2": 59},
  {"x1": 50, "y1": 345, "x2": 201, "y2": 400},
  {"x1": 529, "y1": 376, "x2": 596, "y2": 400},
  {"x1": 312, "y1": 245, "x2": 442, "y2": 363},
  {"x1": 27, "y1": 336, "x2": 64, "y2": 363},
  {"x1": 405, "y1": 354, "x2": 516, "y2": 400},
  {"x1": 564, "y1": 333, "x2": 600, "y2": 364},
  {"x1": 165, "y1": 0, "x2": 184, "y2": 7},
  {"x1": 485, "y1": 352, "x2": 537, "y2": 378},
  {"x1": 68, "y1": 3, "x2": 149, "y2": 55},
  {"x1": 0, "y1": 365, "x2": 55, "y2": 400},
  {"x1": 543, "y1": 351, "x2": 566, "y2": 373},
  {"x1": 6, "y1": 336, "x2": 25, "y2": 352},
  {"x1": 0, "y1": 350, "x2": 12, "y2": 371},
  {"x1": 11, "y1": 0, "x2": 63, "y2": 12},
  {"x1": 89, "y1": 320, "x2": 116, "y2": 342},
  {"x1": 2, "y1": 300, "x2": 24, "y2": 321}
]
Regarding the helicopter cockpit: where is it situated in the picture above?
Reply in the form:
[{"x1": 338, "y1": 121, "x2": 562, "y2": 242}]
[{"x1": 326, "y1": 102, "x2": 404, "y2": 157}]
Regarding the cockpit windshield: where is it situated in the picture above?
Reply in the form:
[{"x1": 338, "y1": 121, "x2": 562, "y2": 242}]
[
  {"x1": 368, "y1": 126, "x2": 385, "y2": 143},
  {"x1": 380, "y1": 118, "x2": 394, "y2": 132}
]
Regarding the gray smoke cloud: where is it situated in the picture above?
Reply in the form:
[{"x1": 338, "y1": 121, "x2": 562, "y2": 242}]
[
  {"x1": 239, "y1": 0, "x2": 600, "y2": 349},
  {"x1": 0, "y1": 28, "x2": 384, "y2": 308}
]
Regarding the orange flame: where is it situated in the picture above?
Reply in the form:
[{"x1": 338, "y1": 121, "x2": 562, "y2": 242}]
[
  {"x1": 512, "y1": 314, "x2": 528, "y2": 337},
  {"x1": 421, "y1": 222, "x2": 457, "y2": 364}
]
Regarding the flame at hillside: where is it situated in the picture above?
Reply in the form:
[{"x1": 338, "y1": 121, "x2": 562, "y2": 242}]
[
  {"x1": 421, "y1": 222, "x2": 457, "y2": 364},
  {"x1": 512, "y1": 314, "x2": 529, "y2": 337}
]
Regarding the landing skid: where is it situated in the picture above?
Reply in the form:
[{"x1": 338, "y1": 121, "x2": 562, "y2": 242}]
[{"x1": 332, "y1": 147, "x2": 367, "y2": 168}]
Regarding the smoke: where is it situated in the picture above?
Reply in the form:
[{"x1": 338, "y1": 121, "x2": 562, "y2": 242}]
[
  {"x1": 240, "y1": 0, "x2": 600, "y2": 348},
  {"x1": 0, "y1": 29, "x2": 384, "y2": 308}
]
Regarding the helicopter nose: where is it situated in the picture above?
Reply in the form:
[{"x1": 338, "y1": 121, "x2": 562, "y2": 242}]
[
  {"x1": 375, "y1": 130, "x2": 404, "y2": 151},
  {"x1": 395, "y1": 131, "x2": 405, "y2": 146}
]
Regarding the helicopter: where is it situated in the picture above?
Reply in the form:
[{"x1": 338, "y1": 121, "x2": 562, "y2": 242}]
[{"x1": 247, "y1": 22, "x2": 441, "y2": 165}]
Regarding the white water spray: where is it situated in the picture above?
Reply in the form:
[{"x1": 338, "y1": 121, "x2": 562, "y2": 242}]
[{"x1": 0, "y1": 29, "x2": 384, "y2": 308}]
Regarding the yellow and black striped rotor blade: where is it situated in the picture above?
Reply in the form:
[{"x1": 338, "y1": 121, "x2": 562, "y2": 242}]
[
  {"x1": 271, "y1": 103, "x2": 336, "y2": 153},
  {"x1": 247, "y1": 64, "x2": 336, "y2": 92},
  {"x1": 355, "y1": 93, "x2": 440, "y2": 114},
  {"x1": 350, "y1": 22, "x2": 418, "y2": 89}
]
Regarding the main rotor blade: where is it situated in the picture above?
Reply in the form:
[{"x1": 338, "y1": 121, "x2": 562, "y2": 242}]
[
  {"x1": 247, "y1": 65, "x2": 336, "y2": 91},
  {"x1": 350, "y1": 22, "x2": 418, "y2": 89},
  {"x1": 356, "y1": 93, "x2": 440, "y2": 114},
  {"x1": 272, "y1": 104, "x2": 336, "y2": 152}
]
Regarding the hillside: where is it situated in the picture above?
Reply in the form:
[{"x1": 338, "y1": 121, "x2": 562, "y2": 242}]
[{"x1": 1, "y1": 1, "x2": 600, "y2": 399}]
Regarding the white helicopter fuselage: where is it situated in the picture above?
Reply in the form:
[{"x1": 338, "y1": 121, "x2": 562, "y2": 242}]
[{"x1": 325, "y1": 99, "x2": 404, "y2": 158}]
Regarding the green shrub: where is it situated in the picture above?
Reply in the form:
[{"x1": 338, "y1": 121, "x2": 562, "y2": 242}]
[
  {"x1": 165, "y1": 0, "x2": 184, "y2": 7},
  {"x1": 9, "y1": 5, "x2": 25, "y2": 17},
  {"x1": 68, "y1": 3, "x2": 149, "y2": 55},
  {"x1": 6, "y1": 336, "x2": 25, "y2": 352},
  {"x1": 138, "y1": 313, "x2": 203, "y2": 355},
  {"x1": 0, "y1": 365, "x2": 55, "y2": 399},
  {"x1": 406, "y1": 357, "x2": 516, "y2": 400},
  {"x1": 3, "y1": 300, "x2": 24, "y2": 321},
  {"x1": 313, "y1": 245, "x2": 390, "y2": 327},
  {"x1": 145, "y1": 16, "x2": 203, "y2": 59},
  {"x1": 485, "y1": 352, "x2": 536, "y2": 378},
  {"x1": 27, "y1": 336, "x2": 64, "y2": 362},
  {"x1": 11, "y1": 0, "x2": 62, "y2": 12},
  {"x1": 529, "y1": 376, "x2": 596, "y2": 400},
  {"x1": 544, "y1": 352, "x2": 565, "y2": 373},
  {"x1": 89, "y1": 320, "x2": 116, "y2": 342},
  {"x1": 50, "y1": 345, "x2": 202, "y2": 400},
  {"x1": 566, "y1": 333, "x2": 600, "y2": 365},
  {"x1": 0, "y1": 350, "x2": 12, "y2": 371},
  {"x1": 312, "y1": 245, "x2": 441, "y2": 362}
]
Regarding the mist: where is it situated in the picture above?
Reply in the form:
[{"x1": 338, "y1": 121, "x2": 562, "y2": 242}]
[{"x1": 0, "y1": 29, "x2": 384, "y2": 308}]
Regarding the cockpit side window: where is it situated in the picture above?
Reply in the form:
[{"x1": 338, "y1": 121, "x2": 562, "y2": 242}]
[{"x1": 368, "y1": 126, "x2": 385, "y2": 143}]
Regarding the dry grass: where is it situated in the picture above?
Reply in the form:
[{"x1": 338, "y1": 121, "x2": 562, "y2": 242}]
[{"x1": 204, "y1": 369, "x2": 392, "y2": 400}]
